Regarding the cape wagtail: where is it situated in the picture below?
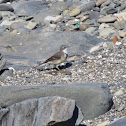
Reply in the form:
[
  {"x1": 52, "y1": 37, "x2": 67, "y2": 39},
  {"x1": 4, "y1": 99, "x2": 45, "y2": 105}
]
[{"x1": 36, "y1": 45, "x2": 68, "y2": 70}]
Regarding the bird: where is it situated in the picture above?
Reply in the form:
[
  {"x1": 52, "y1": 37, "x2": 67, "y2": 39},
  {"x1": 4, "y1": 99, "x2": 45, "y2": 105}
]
[{"x1": 35, "y1": 45, "x2": 68, "y2": 70}]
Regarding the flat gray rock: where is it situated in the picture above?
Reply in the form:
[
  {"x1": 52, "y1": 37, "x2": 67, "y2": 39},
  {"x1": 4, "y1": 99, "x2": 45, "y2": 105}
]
[
  {"x1": 12, "y1": 1, "x2": 47, "y2": 16},
  {"x1": 0, "y1": 31, "x2": 104, "y2": 62},
  {"x1": 0, "y1": 96, "x2": 83, "y2": 126},
  {"x1": 0, "y1": 83, "x2": 113, "y2": 120},
  {"x1": 0, "y1": 4, "x2": 14, "y2": 12},
  {"x1": 109, "y1": 117, "x2": 126, "y2": 126}
]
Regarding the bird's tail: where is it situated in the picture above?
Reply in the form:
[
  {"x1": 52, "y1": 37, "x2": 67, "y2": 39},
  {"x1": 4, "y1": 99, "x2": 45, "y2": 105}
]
[{"x1": 33, "y1": 61, "x2": 46, "y2": 69}]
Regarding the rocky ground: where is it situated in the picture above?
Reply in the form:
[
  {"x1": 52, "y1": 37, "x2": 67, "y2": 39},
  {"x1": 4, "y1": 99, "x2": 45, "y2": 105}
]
[{"x1": 0, "y1": 0, "x2": 126, "y2": 126}]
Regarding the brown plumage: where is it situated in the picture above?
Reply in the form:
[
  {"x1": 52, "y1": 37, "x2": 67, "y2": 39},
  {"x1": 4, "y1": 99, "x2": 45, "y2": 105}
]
[{"x1": 35, "y1": 45, "x2": 68, "y2": 70}]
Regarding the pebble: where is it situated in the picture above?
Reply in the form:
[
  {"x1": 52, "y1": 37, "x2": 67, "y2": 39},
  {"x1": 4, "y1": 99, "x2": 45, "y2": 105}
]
[
  {"x1": 97, "y1": 121, "x2": 110, "y2": 126},
  {"x1": 44, "y1": 15, "x2": 63, "y2": 23},
  {"x1": 79, "y1": 24, "x2": 87, "y2": 31},
  {"x1": 114, "y1": 89, "x2": 124, "y2": 96},
  {"x1": 98, "y1": 16, "x2": 117, "y2": 23},
  {"x1": 12, "y1": 29, "x2": 18, "y2": 34},
  {"x1": 70, "y1": 8, "x2": 80, "y2": 17},
  {"x1": 96, "y1": 0, "x2": 108, "y2": 7},
  {"x1": 24, "y1": 22, "x2": 38, "y2": 30},
  {"x1": 99, "y1": 28, "x2": 115, "y2": 38},
  {"x1": 114, "y1": 20, "x2": 126, "y2": 30},
  {"x1": 119, "y1": 32, "x2": 126, "y2": 37}
]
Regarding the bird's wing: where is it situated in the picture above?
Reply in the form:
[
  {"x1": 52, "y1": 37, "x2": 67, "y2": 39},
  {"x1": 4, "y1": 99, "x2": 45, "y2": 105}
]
[{"x1": 44, "y1": 51, "x2": 63, "y2": 63}]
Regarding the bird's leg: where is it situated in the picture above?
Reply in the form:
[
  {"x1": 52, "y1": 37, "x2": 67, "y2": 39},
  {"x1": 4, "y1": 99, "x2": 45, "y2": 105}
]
[{"x1": 54, "y1": 65, "x2": 60, "y2": 71}]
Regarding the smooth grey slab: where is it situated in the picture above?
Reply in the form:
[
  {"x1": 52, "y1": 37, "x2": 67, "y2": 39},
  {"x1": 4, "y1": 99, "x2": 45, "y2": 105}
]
[{"x1": 0, "y1": 83, "x2": 113, "y2": 120}]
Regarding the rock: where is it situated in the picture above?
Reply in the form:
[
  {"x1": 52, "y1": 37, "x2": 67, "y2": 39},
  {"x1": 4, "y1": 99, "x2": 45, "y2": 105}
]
[
  {"x1": 101, "y1": 0, "x2": 111, "y2": 7},
  {"x1": 114, "y1": 12, "x2": 126, "y2": 21},
  {"x1": 89, "y1": 11, "x2": 100, "y2": 20},
  {"x1": 12, "y1": 1, "x2": 47, "y2": 16},
  {"x1": 98, "y1": 16, "x2": 117, "y2": 23},
  {"x1": 70, "y1": 8, "x2": 80, "y2": 17},
  {"x1": 96, "y1": 0, "x2": 108, "y2": 6},
  {"x1": 0, "y1": 4, "x2": 14, "y2": 12},
  {"x1": 0, "y1": 13, "x2": 2, "y2": 20},
  {"x1": 109, "y1": 117, "x2": 126, "y2": 126},
  {"x1": 44, "y1": 15, "x2": 63, "y2": 23},
  {"x1": 114, "y1": 89, "x2": 124, "y2": 96},
  {"x1": 119, "y1": 32, "x2": 126, "y2": 37},
  {"x1": 85, "y1": 27, "x2": 96, "y2": 35},
  {"x1": 80, "y1": 16, "x2": 89, "y2": 22},
  {"x1": 10, "y1": 21, "x2": 27, "y2": 30},
  {"x1": 99, "y1": 28, "x2": 115, "y2": 38},
  {"x1": 99, "y1": 23, "x2": 109, "y2": 29},
  {"x1": 114, "y1": 20, "x2": 126, "y2": 30},
  {"x1": 0, "y1": 26, "x2": 5, "y2": 34},
  {"x1": 51, "y1": 1, "x2": 69, "y2": 11},
  {"x1": 0, "y1": 108, "x2": 9, "y2": 120},
  {"x1": 0, "y1": 83, "x2": 113, "y2": 119},
  {"x1": 78, "y1": 1, "x2": 95, "y2": 12},
  {"x1": 12, "y1": 29, "x2": 18, "y2": 34},
  {"x1": 0, "y1": 0, "x2": 9, "y2": 3},
  {"x1": 79, "y1": 24, "x2": 87, "y2": 31},
  {"x1": 0, "y1": 96, "x2": 83, "y2": 126},
  {"x1": 106, "y1": 8, "x2": 117, "y2": 14},
  {"x1": 0, "y1": 31, "x2": 104, "y2": 61},
  {"x1": 24, "y1": 22, "x2": 38, "y2": 30},
  {"x1": 120, "y1": 4, "x2": 126, "y2": 11},
  {"x1": 97, "y1": 121, "x2": 110, "y2": 126},
  {"x1": 0, "y1": 52, "x2": 6, "y2": 71}
]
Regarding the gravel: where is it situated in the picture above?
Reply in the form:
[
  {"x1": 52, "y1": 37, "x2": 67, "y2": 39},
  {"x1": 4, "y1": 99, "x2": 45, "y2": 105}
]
[{"x1": 1, "y1": 40, "x2": 126, "y2": 126}]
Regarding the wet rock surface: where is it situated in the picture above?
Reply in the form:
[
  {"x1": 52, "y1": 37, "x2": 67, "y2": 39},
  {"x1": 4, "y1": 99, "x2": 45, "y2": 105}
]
[{"x1": 0, "y1": 0, "x2": 126, "y2": 125}]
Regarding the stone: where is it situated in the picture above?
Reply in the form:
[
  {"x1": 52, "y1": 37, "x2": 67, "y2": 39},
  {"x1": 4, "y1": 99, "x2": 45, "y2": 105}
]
[
  {"x1": 79, "y1": 24, "x2": 87, "y2": 31},
  {"x1": 70, "y1": 8, "x2": 80, "y2": 17},
  {"x1": 119, "y1": 32, "x2": 126, "y2": 37},
  {"x1": 99, "y1": 28, "x2": 115, "y2": 38},
  {"x1": 80, "y1": 16, "x2": 89, "y2": 22},
  {"x1": 114, "y1": 89, "x2": 124, "y2": 96},
  {"x1": 114, "y1": 12, "x2": 126, "y2": 21},
  {"x1": 96, "y1": 0, "x2": 108, "y2": 6},
  {"x1": 97, "y1": 121, "x2": 110, "y2": 126},
  {"x1": 0, "y1": 31, "x2": 104, "y2": 61},
  {"x1": 0, "y1": 83, "x2": 113, "y2": 120},
  {"x1": 44, "y1": 15, "x2": 63, "y2": 23},
  {"x1": 0, "y1": 96, "x2": 83, "y2": 126},
  {"x1": 106, "y1": 8, "x2": 117, "y2": 14},
  {"x1": 114, "y1": 20, "x2": 126, "y2": 30},
  {"x1": 98, "y1": 16, "x2": 117, "y2": 23},
  {"x1": 78, "y1": 1, "x2": 95, "y2": 12},
  {"x1": 89, "y1": 11, "x2": 100, "y2": 20},
  {"x1": 0, "y1": 0, "x2": 10, "y2": 3},
  {"x1": 0, "y1": 52, "x2": 6, "y2": 71},
  {"x1": 101, "y1": 0, "x2": 111, "y2": 7},
  {"x1": 99, "y1": 23, "x2": 109, "y2": 29},
  {"x1": 0, "y1": 13, "x2": 2, "y2": 20},
  {"x1": 109, "y1": 117, "x2": 126, "y2": 126},
  {"x1": 0, "y1": 4, "x2": 14, "y2": 12},
  {"x1": 85, "y1": 27, "x2": 96, "y2": 34},
  {"x1": 12, "y1": 1, "x2": 47, "y2": 16},
  {"x1": 12, "y1": 29, "x2": 18, "y2": 34},
  {"x1": 51, "y1": 1, "x2": 69, "y2": 11},
  {"x1": 0, "y1": 108, "x2": 9, "y2": 120},
  {"x1": 24, "y1": 22, "x2": 38, "y2": 30},
  {"x1": 120, "y1": 4, "x2": 126, "y2": 11}
]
